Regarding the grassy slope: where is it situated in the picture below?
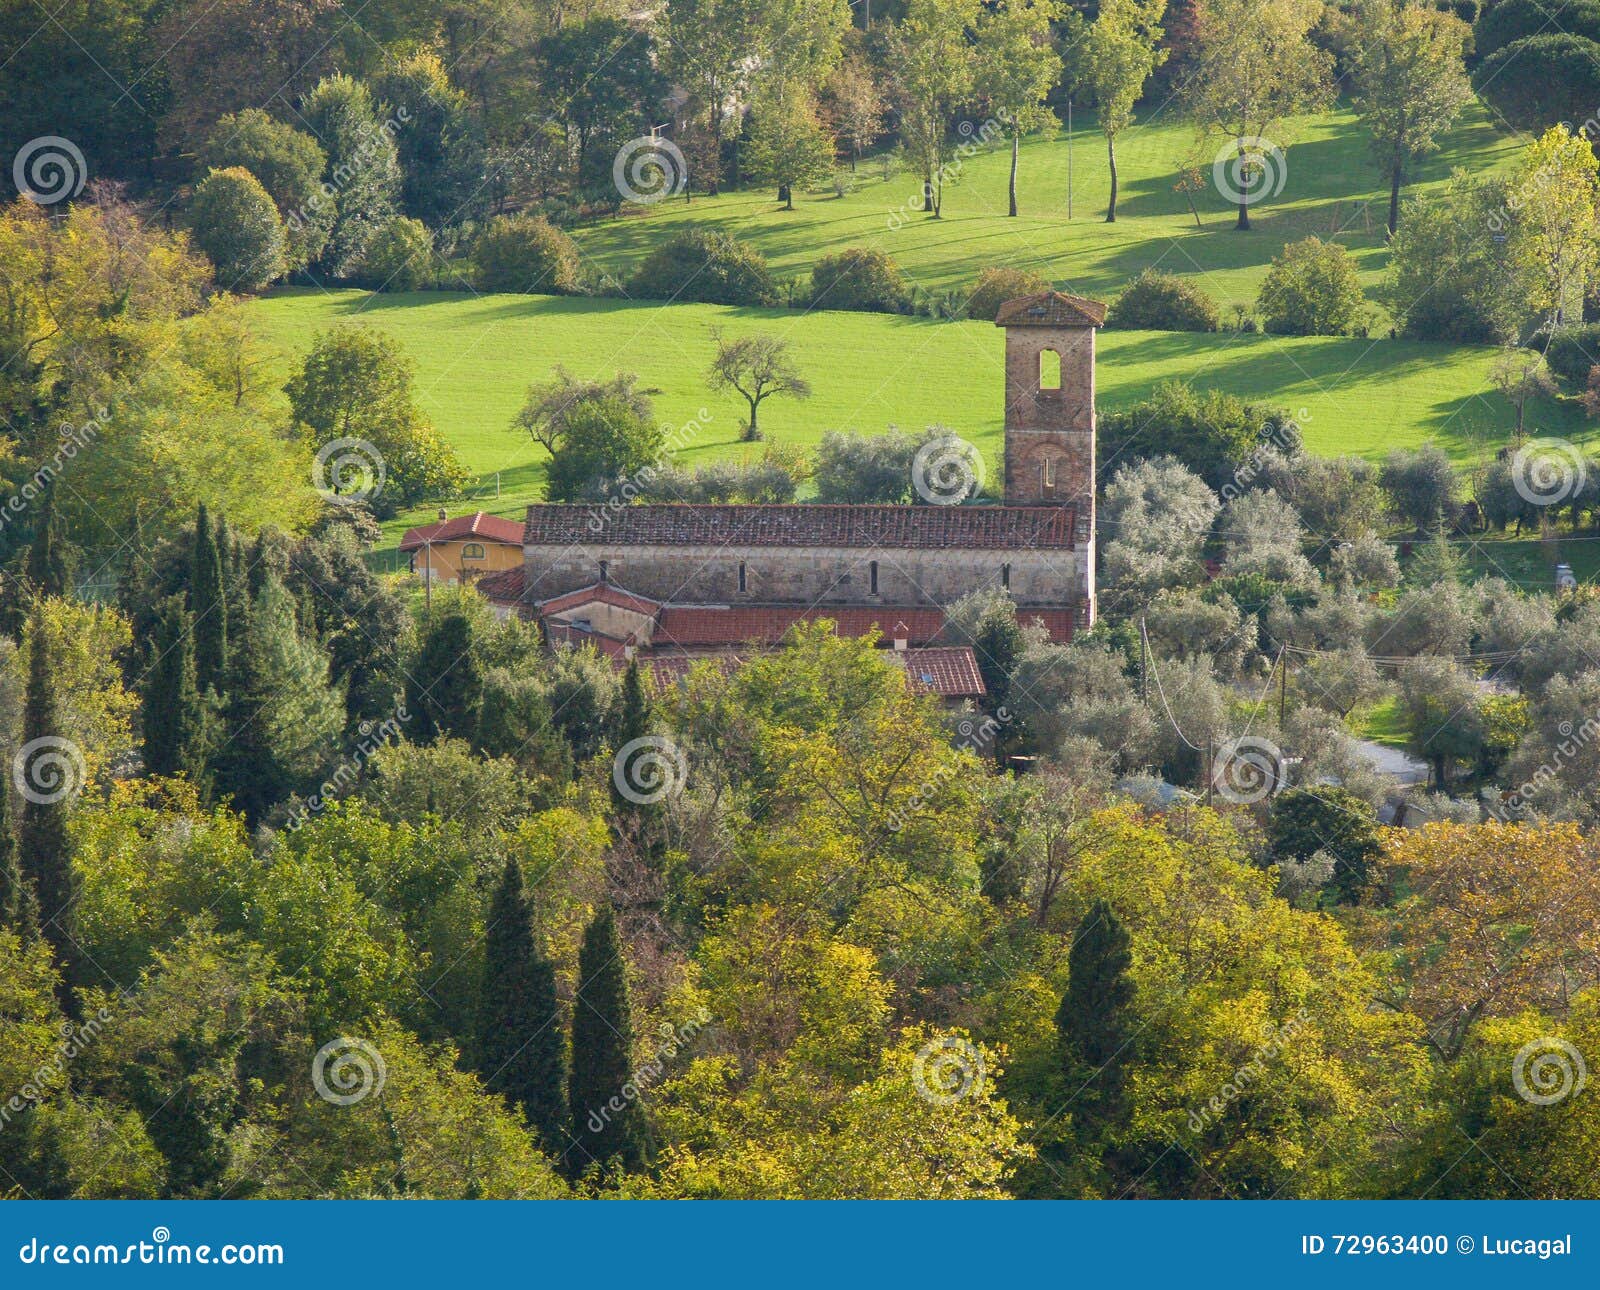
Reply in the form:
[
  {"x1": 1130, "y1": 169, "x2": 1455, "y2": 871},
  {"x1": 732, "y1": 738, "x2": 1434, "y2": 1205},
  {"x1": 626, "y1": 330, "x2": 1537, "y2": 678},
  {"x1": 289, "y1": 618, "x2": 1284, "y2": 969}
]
[
  {"x1": 248, "y1": 288, "x2": 1585, "y2": 546},
  {"x1": 569, "y1": 103, "x2": 1522, "y2": 312}
]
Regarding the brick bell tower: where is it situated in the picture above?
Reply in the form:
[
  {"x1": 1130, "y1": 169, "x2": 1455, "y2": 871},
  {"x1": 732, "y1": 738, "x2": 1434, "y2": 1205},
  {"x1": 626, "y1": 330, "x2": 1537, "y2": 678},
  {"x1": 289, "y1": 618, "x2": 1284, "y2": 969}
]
[{"x1": 995, "y1": 289, "x2": 1106, "y2": 621}]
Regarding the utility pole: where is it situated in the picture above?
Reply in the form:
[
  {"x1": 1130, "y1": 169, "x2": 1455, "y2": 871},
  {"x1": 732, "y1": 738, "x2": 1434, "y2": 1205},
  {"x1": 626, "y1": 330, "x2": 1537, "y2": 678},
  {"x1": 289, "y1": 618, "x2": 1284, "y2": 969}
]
[
  {"x1": 1139, "y1": 617, "x2": 1149, "y2": 700},
  {"x1": 1278, "y1": 649, "x2": 1288, "y2": 727},
  {"x1": 1066, "y1": 99, "x2": 1074, "y2": 220}
]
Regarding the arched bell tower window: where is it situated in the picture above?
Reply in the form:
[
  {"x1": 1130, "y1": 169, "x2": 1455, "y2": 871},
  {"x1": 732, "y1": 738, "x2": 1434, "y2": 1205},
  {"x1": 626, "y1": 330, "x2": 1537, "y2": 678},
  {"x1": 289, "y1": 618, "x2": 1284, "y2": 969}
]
[{"x1": 1038, "y1": 347, "x2": 1061, "y2": 391}]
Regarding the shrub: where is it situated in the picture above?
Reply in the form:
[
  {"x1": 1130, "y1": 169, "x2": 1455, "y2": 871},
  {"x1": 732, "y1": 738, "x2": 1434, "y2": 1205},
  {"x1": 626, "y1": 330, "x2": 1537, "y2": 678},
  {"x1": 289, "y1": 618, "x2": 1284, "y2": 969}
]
[
  {"x1": 1097, "y1": 381, "x2": 1295, "y2": 493},
  {"x1": 471, "y1": 214, "x2": 581, "y2": 294},
  {"x1": 189, "y1": 166, "x2": 286, "y2": 293},
  {"x1": 1107, "y1": 269, "x2": 1221, "y2": 332},
  {"x1": 1257, "y1": 237, "x2": 1369, "y2": 337},
  {"x1": 201, "y1": 110, "x2": 329, "y2": 272},
  {"x1": 1475, "y1": 0, "x2": 1600, "y2": 60},
  {"x1": 1473, "y1": 34, "x2": 1600, "y2": 133},
  {"x1": 809, "y1": 246, "x2": 910, "y2": 313},
  {"x1": 357, "y1": 217, "x2": 435, "y2": 291},
  {"x1": 965, "y1": 266, "x2": 1052, "y2": 322},
  {"x1": 628, "y1": 230, "x2": 778, "y2": 306},
  {"x1": 1544, "y1": 324, "x2": 1600, "y2": 389}
]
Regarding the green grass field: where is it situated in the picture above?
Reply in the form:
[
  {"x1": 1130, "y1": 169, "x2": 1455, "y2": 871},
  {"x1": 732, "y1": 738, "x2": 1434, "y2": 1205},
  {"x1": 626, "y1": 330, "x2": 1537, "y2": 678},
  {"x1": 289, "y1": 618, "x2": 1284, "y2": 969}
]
[
  {"x1": 248, "y1": 287, "x2": 1587, "y2": 545},
  {"x1": 569, "y1": 102, "x2": 1522, "y2": 314}
]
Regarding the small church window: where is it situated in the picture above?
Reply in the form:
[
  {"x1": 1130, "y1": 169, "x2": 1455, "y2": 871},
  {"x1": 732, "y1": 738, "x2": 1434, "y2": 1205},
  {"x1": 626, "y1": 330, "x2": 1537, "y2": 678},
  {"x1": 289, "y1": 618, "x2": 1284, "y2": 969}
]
[
  {"x1": 598, "y1": 559, "x2": 609, "y2": 583},
  {"x1": 1039, "y1": 348, "x2": 1061, "y2": 391},
  {"x1": 1001, "y1": 562, "x2": 1011, "y2": 589},
  {"x1": 738, "y1": 561, "x2": 747, "y2": 593},
  {"x1": 1042, "y1": 455, "x2": 1055, "y2": 492},
  {"x1": 869, "y1": 560, "x2": 879, "y2": 595}
]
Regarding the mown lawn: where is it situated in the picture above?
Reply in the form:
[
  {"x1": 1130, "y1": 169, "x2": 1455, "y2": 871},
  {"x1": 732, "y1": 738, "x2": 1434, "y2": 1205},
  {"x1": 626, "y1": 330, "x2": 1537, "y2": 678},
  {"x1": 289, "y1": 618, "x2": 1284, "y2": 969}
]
[
  {"x1": 568, "y1": 102, "x2": 1522, "y2": 314},
  {"x1": 248, "y1": 287, "x2": 1589, "y2": 545}
]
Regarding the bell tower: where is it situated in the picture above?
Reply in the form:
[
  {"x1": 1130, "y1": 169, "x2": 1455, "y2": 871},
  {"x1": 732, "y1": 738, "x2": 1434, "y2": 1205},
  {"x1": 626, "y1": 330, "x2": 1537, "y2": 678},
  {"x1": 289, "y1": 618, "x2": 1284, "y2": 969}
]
[{"x1": 996, "y1": 289, "x2": 1105, "y2": 619}]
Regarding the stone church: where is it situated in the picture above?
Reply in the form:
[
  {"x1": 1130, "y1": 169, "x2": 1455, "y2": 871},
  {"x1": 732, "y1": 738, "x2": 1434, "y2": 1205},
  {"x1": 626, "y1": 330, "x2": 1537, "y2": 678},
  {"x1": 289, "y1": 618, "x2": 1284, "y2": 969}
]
[{"x1": 479, "y1": 290, "x2": 1105, "y2": 697}]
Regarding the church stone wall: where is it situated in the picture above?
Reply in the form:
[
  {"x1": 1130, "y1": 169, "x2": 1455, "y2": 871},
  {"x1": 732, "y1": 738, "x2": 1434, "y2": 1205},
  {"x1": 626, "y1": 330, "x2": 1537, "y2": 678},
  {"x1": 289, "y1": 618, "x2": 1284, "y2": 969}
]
[{"x1": 523, "y1": 542, "x2": 1085, "y2": 608}]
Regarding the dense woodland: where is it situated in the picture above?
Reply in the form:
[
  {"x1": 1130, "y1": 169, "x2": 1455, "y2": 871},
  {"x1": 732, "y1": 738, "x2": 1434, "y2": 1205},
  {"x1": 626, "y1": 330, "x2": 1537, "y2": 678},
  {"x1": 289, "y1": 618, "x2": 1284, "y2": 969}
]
[{"x1": 4, "y1": 0, "x2": 1600, "y2": 1201}]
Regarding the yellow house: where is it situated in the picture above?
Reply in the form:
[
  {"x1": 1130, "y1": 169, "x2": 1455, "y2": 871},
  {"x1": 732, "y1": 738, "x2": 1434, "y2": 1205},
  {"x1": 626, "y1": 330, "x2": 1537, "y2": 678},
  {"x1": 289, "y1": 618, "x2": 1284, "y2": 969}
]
[{"x1": 399, "y1": 511, "x2": 523, "y2": 585}]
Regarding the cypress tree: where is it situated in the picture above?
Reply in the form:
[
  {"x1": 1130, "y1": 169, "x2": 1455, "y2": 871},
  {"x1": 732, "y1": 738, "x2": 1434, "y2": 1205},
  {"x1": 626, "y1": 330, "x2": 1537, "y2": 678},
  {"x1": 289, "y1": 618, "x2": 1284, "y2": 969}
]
[
  {"x1": 567, "y1": 906, "x2": 649, "y2": 1176},
  {"x1": 0, "y1": 770, "x2": 20, "y2": 931},
  {"x1": 18, "y1": 603, "x2": 78, "y2": 997},
  {"x1": 210, "y1": 573, "x2": 343, "y2": 825},
  {"x1": 1056, "y1": 899, "x2": 1136, "y2": 1120},
  {"x1": 142, "y1": 596, "x2": 206, "y2": 785},
  {"x1": 610, "y1": 659, "x2": 651, "y2": 749},
  {"x1": 189, "y1": 504, "x2": 227, "y2": 695},
  {"x1": 405, "y1": 610, "x2": 481, "y2": 743},
  {"x1": 25, "y1": 487, "x2": 73, "y2": 599},
  {"x1": 478, "y1": 858, "x2": 568, "y2": 1156}
]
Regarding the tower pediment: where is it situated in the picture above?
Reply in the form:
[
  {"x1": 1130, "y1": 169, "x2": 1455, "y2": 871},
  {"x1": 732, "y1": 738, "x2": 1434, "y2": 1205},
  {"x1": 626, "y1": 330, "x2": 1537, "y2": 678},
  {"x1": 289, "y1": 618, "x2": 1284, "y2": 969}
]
[{"x1": 993, "y1": 291, "x2": 1107, "y2": 329}]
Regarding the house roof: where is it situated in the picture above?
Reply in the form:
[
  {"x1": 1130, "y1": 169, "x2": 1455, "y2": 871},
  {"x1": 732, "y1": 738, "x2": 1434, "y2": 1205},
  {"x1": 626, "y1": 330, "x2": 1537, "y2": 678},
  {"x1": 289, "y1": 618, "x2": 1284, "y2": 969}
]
[
  {"x1": 643, "y1": 646, "x2": 987, "y2": 699},
  {"x1": 653, "y1": 604, "x2": 951, "y2": 648},
  {"x1": 537, "y1": 582, "x2": 663, "y2": 617},
  {"x1": 475, "y1": 566, "x2": 528, "y2": 606},
  {"x1": 523, "y1": 503, "x2": 1078, "y2": 551},
  {"x1": 993, "y1": 291, "x2": 1108, "y2": 329},
  {"x1": 400, "y1": 511, "x2": 524, "y2": 551},
  {"x1": 886, "y1": 647, "x2": 987, "y2": 699}
]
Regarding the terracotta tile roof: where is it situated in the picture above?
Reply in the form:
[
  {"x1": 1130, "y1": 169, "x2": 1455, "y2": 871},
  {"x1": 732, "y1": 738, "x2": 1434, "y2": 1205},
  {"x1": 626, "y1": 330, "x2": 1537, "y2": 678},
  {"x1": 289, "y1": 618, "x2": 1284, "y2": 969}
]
[
  {"x1": 475, "y1": 566, "x2": 527, "y2": 604},
  {"x1": 523, "y1": 503, "x2": 1077, "y2": 551},
  {"x1": 537, "y1": 582, "x2": 663, "y2": 616},
  {"x1": 400, "y1": 511, "x2": 524, "y2": 551},
  {"x1": 889, "y1": 647, "x2": 988, "y2": 698},
  {"x1": 654, "y1": 604, "x2": 950, "y2": 648},
  {"x1": 1015, "y1": 608, "x2": 1083, "y2": 641},
  {"x1": 645, "y1": 646, "x2": 985, "y2": 699},
  {"x1": 993, "y1": 291, "x2": 1108, "y2": 329}
]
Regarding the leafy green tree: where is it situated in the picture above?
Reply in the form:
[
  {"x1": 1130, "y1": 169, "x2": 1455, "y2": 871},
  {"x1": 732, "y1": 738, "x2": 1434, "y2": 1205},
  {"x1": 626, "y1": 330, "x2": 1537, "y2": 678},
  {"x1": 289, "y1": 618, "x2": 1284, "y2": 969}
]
[
  {"x1": 406, "y1": 610, "x2": 482, "y2": 744},
  {"x1": 746, "y1": 84, "x2": 836, "y2": 209},
  {"x1": 1267, "y1": 786, "x2": 1383, "y2": 903},
  {"x1": 201, "y1": 109, "x2": 332, "y2": 272},
  {"x1": 664, "y1": 0, "x2": 769, "y2": 193},
  {"x1": 706, "y1": 330, "x2": 811, "y2": 441},
  {"x1": 1183, "y1": 0, "x2": 1332, "y2": 228},
  {"x1": 189, "y1": 504, "x2": 228, "y2": 696},
  {"x1": 299, "y1": 74, "x2": 402, "y2": 277},
  {"x1": 628, "y1": 230, "x2": 779, "y2": 306},
  {"x1": 370, "y1": 51, "x2": 487, "y2": 228},
  {"x1": 1380, "y1": 445, "x2": 1461, "y2": 532},
  {"x1": 543, "y1": 396, "x2": 666, "y2": 503},
  {"x1": 1075, "y1": 0, "x2": 1163, "y2": 222},
  {"x1": 480, "y1": 858, "x2": 568, "y2": 1155},
  {"x1": 888, "y1": 0, "x2": 980, "y2": 218},
  {"x1": 356, "y1": 217, "x2": 434, "y2": 292},
  {"x1": 0, "y1": 767, "x2": 20, "y2": 931},
  {"x1": 568, "y1": 906, "x2": 649, "y2": 1175},
  {"x1": 1509, "y1": 125, "x2": 1600, "y2": 329},
  {"x1": 537, "y1": 18, "x2": 668, "y2": 199},
  {"x1": 18, "y1": 602, "x2": 78, "y2": 994},
  {"x1": 189, "y1": 168, "x2": 287, "y2": 292},
  {"x1": 1349, "y1": 0, "x2": 1472, "y2": 234},
  {"x1": 210, "y1": 573, "x2": 344, "y2": 824},
  {"x1": 1256, "y1": 236, "x2": 1369, "y2": 336},
  {"x1": 25, "y1": 486, "x2": 74, "y2": 599},
  {"x1": 1096, "y1": 382, "x2": 1291, "y2": 492},
  {"x1": 142, "y1": 596, "x2": 208, "y2": 788},
  {"x1": 285, "y1": 324, "x2": 467, "y2": 514}
]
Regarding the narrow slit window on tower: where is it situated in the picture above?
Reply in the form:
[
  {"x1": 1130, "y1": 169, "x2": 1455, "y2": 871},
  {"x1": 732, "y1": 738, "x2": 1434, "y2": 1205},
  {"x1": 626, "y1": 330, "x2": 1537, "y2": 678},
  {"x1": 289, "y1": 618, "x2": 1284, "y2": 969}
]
[
  {"x1": 869, "y1": 560, "x2": 879, "y2": 595},
  {"x1": 1001, "y1": 562, "x2": 1011, "y2": 590},
  {"x1": 738, "y1": 561, "x2": 747, "y2": 593},
  {"x1": 1041, "y1": 455, "x2": 1055, "y2": 492},
  {"x1": 1039, "y1": 347, "x2": 1061, "y2": 391},
  {"x1": 598, "y1": 559, "x2": 609, "y2": 583}
]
